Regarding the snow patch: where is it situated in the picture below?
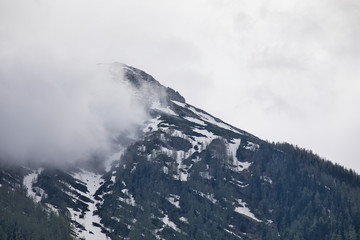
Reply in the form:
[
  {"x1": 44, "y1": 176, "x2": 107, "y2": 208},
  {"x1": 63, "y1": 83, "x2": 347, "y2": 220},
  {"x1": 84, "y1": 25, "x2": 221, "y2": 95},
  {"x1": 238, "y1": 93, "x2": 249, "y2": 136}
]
[
  {"x1": 194, "y1": 190, "x2": 217, "y2": 204},
  {"x1": 44, "y1": 203, "x2": 59, "y2": 215},
  {"x1": 70, "y1": 169, "x2": 109, "y2": 240},
  {"x1": 23, "y1": 168, "x2": 44, "y2": 203},
  {"x1": 230, "y1": 177, "x2": 249, "y2": 188},
  {"x1": 199, "y1": 171, "x2": 213, "y2": 180},
  {"x1": 151, "y1": 101, "x2": 177, "y2": 115},
  {"x1": 178, "y1": 171, "x2": 189, "y2": 182},
  {"x1": 267, "y1": 219, "x2": 273, "y2": 224},
  {"x1": 143, "y1": 116, "x2": 162, "y2": 133},
  {"x1": 184, "y1": 116, "x2": 206, "y2": 126},
  {"x1": 172, "y1": 100, "x2": 242, "y2": 134},
  {"x1": 130, "y1": 164, "x2": 137, "y2": 173},
  {"x1": 171, "y1": 100, "x2": 187, "y2": 108},
  {"x1": 166, "y1": 194, "x2": 180, "y2": 208},
  {"x1": 119, "y1": 189, "x2": 136, "y2": 207},
  {"x1": 260, "y1": 176, "x2": 273, "y2": 184},
  {"x1": 149, "y1": 146, "x2": 190, "y2": 181},
  {"x1": 244, "y1": 142, "x2": 260, "y2": 152},
  {"x1": 224, "y1": 228, "x2": 242, "y2": 239},
  {"x1": 228, "y1": 138, "x2": 241, "y2": 160},
  {"x1": 160, "y1": 214, "x2": 180, "y2": 232},
  {"x1": 234, "y1": 199, "x2": 262, "y2": 222},
  {"x1": 154, "y1": 213, "x2": 181, "y2": 239},
  {"x1": 179, "y1": 217, "x2": 189, "y2": 224},
  {"x1": 111, "y1": 175, "x2": 116, "y2": 183},
  {"x1": 227, "y1": 139, "x2": 252, "y2": 172},
  {"x1": 193, "y1": 128, "x2": 216, "y2": 140}
]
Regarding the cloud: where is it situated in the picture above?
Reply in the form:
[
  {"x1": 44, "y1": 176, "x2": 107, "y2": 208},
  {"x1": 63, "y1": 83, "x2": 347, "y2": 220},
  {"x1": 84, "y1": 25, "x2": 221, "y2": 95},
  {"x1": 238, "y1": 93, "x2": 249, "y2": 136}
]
[
  {"x1": 1, "y1": 0, "x2": 359, "y2": 172},
  {"x1": 0, "y1": 51, "x2": 147, "y2": 165}
]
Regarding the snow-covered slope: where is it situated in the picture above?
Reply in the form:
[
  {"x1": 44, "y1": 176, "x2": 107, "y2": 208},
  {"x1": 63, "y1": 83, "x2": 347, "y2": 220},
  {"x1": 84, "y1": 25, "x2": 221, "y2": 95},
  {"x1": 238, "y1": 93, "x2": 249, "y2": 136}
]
[
  {"x1": 17, "y1": 64, "x2": 267, "y2": 239},
  {"x1": 1, "y1": 63, "x2": 359, "y2": 240}
]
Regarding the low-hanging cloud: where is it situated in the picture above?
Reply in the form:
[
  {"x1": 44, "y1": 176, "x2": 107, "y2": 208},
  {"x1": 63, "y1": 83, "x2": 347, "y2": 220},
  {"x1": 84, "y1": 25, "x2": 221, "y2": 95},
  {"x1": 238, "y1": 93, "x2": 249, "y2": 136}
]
[
  {"x1": 0, "y1": 51, "x2": 148, "y2": 165},
  {"x1": 1, "y1": 0, "x2": 360, "y2": 172}
]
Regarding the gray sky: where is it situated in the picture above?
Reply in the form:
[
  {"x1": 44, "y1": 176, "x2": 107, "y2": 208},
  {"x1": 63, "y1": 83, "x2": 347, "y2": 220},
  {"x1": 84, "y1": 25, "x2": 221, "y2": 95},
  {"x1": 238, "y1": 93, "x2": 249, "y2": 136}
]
[{"x1": 1, "y1": 0, "x2": 360, "y2": 171}]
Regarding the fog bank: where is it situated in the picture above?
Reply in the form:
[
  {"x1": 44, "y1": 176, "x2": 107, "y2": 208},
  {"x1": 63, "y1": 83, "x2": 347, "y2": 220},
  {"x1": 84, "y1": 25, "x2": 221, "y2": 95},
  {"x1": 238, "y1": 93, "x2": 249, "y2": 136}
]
[{"x1": 0, "y1": 54, "x2": 147, "y2": 165}]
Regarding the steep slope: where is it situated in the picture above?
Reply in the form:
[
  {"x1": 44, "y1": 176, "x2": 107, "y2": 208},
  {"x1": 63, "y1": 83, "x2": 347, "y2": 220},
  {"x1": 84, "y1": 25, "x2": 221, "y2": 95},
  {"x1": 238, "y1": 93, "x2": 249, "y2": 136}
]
[{"x1": 2, "y1": 63, "x2": 360, "y2": 240}]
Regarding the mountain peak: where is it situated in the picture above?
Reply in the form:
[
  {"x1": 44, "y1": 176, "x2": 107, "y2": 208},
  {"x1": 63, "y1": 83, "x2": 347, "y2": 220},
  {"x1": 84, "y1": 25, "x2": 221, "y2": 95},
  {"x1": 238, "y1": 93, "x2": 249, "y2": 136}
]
[
  {"x1": 3, "y1": 64, "x2": 360, "y2": 240},
  {"x1": 116, "y1": 63, "x2": 186, "y2": 103}
]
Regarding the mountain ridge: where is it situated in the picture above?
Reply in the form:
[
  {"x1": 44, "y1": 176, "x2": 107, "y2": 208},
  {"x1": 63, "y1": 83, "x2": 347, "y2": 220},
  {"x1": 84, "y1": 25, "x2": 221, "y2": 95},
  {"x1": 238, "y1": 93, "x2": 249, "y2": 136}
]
[{"x1": 1, "y1": 64, "x2": 360, "y2": 240}]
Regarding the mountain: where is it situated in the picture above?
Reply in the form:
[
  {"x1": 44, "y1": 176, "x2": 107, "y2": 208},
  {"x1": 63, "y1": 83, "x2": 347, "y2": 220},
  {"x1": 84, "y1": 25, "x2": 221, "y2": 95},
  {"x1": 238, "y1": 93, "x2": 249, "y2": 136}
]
[{"x1": 1, "y1": 64, "x2": 360, "y2": 240}]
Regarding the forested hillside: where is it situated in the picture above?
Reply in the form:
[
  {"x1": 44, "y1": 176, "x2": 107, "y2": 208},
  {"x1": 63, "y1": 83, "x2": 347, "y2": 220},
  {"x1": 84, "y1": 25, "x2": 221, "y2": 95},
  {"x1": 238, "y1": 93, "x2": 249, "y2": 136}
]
[
  {"x1": 0, "y1": 183, "x2": 72, "y2": 240},
  {"x1": 1, "y1": 64, "x2": 360, "y2": 240}
]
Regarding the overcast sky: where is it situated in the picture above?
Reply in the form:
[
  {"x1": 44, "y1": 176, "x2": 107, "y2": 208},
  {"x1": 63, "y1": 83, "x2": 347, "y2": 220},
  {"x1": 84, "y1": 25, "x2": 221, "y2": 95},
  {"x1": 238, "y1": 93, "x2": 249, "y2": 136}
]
[{"x1": 1, "y1": 0, "x2": 359, "y2": 171}]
